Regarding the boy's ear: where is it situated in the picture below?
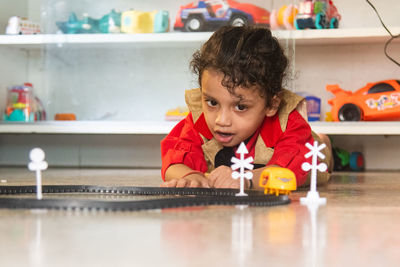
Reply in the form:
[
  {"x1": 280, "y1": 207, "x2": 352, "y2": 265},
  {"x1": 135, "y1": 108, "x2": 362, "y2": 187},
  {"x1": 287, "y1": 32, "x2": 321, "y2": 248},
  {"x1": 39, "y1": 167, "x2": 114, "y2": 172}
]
[{"x1": 265, "y1": 95, "x2": 281, "y2": 117}]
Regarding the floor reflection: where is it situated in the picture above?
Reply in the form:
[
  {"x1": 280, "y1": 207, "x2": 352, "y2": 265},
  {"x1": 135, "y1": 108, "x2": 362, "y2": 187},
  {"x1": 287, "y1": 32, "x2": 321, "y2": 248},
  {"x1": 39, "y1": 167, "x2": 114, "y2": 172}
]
[
  {"x1": 29, "y1": 210, "x2": 47, "y2": 267},
  {"x1": 231, "y1": 205, "x2": 253, "y2": 266},
  {"x1": 301, "y1": 202, "x2": 327, "y2": 267}
]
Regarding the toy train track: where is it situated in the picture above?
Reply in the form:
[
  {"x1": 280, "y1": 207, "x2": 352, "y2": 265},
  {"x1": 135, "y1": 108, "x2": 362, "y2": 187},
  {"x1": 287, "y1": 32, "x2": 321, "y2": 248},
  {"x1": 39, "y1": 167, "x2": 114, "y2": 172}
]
[
  {"x1": 0, "y1": 185, "x2": 290, "y2": 211},
  {"x1": 0, "y1": 185, "x2": 259, "y2": 196}
]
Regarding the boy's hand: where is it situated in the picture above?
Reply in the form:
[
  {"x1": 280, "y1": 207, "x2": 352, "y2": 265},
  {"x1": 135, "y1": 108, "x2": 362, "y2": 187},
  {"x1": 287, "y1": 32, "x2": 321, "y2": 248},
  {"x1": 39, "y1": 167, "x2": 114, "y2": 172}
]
[
  {"x1": 209, "y1": 166, "x2": 250, "y2": 189},
  {"x1": 160, "y1": 173, "x2": 210, "y2": 188}
]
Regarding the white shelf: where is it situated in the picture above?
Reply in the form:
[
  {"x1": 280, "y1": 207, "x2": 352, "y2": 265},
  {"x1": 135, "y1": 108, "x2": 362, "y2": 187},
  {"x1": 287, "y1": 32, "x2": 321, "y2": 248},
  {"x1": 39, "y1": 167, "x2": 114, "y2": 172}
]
[
  {"x1": 310, "y1": 121, "x2": 400, "y2": 135},
  {"x1": 1, "y1": 121, "x2": 400, "y2": 135},
  {"x1": 276, "y1": 27, "x2": 399, "y2": 45},
  {"x1": 0, "y1": 121, "x2": 178, "y2": 134},
  {"x1": 0, "y1": 32, "x2": 213, "y2": 49},
  {"x1": 0, "y1": 27, "x2": 397, "y2": 49}
]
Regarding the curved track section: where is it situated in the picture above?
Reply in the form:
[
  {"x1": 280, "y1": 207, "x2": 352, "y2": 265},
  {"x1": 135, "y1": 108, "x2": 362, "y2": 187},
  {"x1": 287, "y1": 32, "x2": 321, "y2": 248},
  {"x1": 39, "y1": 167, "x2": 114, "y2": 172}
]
[{"x1": 0, "y1": 185, "x2": 290, "y2": 211}]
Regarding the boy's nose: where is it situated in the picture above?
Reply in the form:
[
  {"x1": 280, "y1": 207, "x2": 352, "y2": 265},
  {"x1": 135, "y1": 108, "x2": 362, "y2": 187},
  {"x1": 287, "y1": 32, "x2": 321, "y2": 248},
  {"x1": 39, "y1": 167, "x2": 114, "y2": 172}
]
[{"x1": 215, "y1": 109, "x2": 232, "y2": 127}]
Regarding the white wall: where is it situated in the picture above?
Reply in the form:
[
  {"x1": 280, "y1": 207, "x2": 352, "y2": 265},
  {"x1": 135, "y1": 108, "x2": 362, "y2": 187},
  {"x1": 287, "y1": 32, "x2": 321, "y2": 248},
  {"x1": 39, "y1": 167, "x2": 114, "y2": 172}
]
[
  {"x1": 41, "y1": 44, "x2": 198, "y2": 121},
  {"x1": 0, "y1": 134, "x2": 163, "y2": 168},
  {"x1": 334, "y1": 0, "x2": 400, "y2": 28},
  {"x1": 0, "y1": 0, "x2": 28, "y2": 32}
]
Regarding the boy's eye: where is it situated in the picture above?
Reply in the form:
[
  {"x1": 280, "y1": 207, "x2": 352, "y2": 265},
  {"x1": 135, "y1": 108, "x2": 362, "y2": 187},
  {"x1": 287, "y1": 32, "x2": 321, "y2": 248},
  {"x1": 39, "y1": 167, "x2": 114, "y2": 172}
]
[
  {"x1": 206, "y1": 99, "x2": 218, "y2": 107},
  {"x1": 235, "y1": 104, "x2": 247, "y2": 111}
]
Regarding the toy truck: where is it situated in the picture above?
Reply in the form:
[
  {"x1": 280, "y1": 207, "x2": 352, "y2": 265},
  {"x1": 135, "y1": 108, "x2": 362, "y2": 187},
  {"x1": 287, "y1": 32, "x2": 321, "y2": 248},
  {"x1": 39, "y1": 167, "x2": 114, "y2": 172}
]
[
  {"x1": 174, "y1": 0, "x2": 270, "y2": 32},
  {"x1": 259, "y1": 167, "x2": 297, "y2": 196},
  {"x1": 6, "y1": 16, "x2": 41, "y2": 35}
]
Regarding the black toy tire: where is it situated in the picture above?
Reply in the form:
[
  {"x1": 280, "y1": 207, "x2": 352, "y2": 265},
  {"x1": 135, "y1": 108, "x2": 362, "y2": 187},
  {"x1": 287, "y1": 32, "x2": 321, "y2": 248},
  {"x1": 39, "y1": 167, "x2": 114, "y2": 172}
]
[
  {"x1": 338, "y1": 104, "x2": 362, "y2": 121},
  {"x1": 229, "y1": 15, "x2": 248, "y2": 27},
  {"x1": 315, "y1": 13, "x2": 327, "y2": 29},
  {"x1": 184, "y1": 15, "x2": 205, "y2": 32},
  {"x1": 330, "y1": 17, "x2": 339, "y2": 29}
]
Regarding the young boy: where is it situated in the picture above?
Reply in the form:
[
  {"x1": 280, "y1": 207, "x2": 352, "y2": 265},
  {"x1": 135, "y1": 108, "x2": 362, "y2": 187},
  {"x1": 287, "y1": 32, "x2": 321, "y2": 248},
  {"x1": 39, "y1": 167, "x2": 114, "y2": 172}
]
[{"x1": 160, "y1": 26, "x2": 331, "y2": 190}]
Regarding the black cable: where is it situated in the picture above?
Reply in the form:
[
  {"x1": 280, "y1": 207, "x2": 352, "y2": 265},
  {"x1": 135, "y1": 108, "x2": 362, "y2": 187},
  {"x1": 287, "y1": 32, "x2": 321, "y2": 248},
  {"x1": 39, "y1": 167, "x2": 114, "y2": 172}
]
[{"x1": 365, "y1": 0, "x2": 400, "y2": 67}]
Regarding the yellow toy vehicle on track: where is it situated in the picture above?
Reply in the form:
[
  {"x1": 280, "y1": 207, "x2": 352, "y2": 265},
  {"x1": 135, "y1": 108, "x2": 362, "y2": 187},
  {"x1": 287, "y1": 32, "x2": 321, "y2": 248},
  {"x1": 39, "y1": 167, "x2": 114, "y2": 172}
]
[{"x1": 259, "y1": 167, "x2": 297, "y2": 196}]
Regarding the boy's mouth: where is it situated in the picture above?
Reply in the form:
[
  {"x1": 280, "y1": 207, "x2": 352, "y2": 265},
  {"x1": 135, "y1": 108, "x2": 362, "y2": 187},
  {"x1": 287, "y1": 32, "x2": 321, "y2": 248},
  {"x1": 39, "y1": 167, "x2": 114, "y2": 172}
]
[{"x1": 214, "y1": 131, "x2": 234, "y2": 144}]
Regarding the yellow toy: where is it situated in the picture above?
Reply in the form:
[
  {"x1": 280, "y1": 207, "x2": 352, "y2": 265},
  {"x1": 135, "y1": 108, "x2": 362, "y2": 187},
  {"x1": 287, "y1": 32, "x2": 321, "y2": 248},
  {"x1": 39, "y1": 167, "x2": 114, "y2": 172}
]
[
  {"x1": 325, "y1": 111, "x2": 333, "y2": 122},
  {"x1": 270, "y1": 4, "x2": 298, "y2": 30},
  {"x1": 122, "y1": 10, "x2": 155, "y2": 33},
  {"x1": 259, "y1": 167, "x2": 297, "y2": 196},
  {"x1": 165, "y1": 106, "x2": 189, "y2": 121},
  {"x1": 121, "y1": 10, "x2": 169, "y2": 33}
]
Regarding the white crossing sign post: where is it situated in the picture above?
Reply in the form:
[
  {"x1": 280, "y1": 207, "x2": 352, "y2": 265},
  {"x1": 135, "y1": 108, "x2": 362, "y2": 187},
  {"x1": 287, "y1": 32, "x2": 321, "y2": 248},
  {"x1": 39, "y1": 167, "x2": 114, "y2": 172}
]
[
  {"x1": 231, "y1": 142, "x2": 254, "y2": 197},
  {"x1": 28, "y1": 148, "x2": 48, "y2": 200},
  {"x1": 300, "y1": 141, "x2": 327, "y2": 205}
]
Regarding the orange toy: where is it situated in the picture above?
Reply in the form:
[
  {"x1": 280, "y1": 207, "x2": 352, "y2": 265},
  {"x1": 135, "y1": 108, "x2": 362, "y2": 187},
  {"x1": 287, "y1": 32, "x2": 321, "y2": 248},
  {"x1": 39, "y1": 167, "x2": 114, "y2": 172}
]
[
  {"x1": 259, "y1": 167, "x2": 297, "y2": 196},
  {"x1": 327, "y1": 80, "x2": 400, "y2": 121},
  {"x1": 270, "y1": 4, "x2": 298, "y2": 30},
  {"x1": 54, "y1": 113, "x2": 76, "y2": 120}
]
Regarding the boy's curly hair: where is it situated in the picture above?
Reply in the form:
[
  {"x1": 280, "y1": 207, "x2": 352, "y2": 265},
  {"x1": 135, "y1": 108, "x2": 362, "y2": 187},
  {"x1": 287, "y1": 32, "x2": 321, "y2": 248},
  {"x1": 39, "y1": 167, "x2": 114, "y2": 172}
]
[{"x1": 191, "y1": 26, "x2": 288, "y2": 107}]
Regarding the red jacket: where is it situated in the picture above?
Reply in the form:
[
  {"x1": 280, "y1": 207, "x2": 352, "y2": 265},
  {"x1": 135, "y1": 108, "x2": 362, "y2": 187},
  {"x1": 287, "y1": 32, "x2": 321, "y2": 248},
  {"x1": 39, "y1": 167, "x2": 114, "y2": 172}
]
[{"x1": 161, "y1": 109, "x2": 314, "y2": 186}]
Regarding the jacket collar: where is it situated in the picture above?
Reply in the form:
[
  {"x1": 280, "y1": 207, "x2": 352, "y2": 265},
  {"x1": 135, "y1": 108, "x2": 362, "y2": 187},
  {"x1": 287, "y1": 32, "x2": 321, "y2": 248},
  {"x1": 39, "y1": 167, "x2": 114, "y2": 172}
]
[{"x1": 184, "y1": 88, "x2": 307, "y2": 167}]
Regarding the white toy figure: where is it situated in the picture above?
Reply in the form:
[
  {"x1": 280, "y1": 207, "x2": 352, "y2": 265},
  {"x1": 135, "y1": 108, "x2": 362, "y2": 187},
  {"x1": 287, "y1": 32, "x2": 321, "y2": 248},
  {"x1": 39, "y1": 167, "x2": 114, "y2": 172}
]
[
  {"x1": 300, "y1": 141, "x2": 327, "y2": 205},
  {"x1": 231, "y1": 142, "x2": 254, "y2": 196},
  {"x1": 28, "y1": 148, "x2": 48, "y2": 200},
  {"x1": 5, "y1": 16, "x2": 20, "y2": 34}
]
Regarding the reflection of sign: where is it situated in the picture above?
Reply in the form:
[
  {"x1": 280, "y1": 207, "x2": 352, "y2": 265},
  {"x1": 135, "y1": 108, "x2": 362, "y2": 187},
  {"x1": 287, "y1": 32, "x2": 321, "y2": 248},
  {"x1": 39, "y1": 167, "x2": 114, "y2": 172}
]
[{"x1": 366, "y1": 93, "x2": 400, "y2": 110}]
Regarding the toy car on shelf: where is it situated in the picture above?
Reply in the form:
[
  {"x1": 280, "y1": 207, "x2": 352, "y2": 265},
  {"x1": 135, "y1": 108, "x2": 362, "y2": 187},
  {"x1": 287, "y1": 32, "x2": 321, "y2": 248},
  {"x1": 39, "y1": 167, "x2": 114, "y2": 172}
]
[
  {"x1": 174, "y1": 0, "x2": 270, "y2": 32},
  {"x1": 259, "y1": 167, "x2": 297, "y2": 196},
  {"x1": 295, "y1": 0, "x2": 341, "y2": 30},
  {"x1": 5, "y1": 16, "x2": 41, "y2": 35},
  {"x1": 327, "y1": 80, "x2": 400, "y2": 121}
]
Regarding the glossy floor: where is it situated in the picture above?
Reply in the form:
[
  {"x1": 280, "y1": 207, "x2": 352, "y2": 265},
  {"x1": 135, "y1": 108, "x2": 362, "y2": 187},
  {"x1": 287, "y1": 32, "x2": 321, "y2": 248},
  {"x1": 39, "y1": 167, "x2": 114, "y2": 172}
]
[{"x1": 0, "y1": 168, "x2": 399, "y2": 267}]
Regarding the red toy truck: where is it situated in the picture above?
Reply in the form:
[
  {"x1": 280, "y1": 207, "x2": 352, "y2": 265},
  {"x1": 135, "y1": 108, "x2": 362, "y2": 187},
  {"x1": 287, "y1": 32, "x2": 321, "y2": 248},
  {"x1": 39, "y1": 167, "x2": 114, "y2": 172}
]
[{"x1": 174, "y1": 0, "x2": 270, "y2": 32}]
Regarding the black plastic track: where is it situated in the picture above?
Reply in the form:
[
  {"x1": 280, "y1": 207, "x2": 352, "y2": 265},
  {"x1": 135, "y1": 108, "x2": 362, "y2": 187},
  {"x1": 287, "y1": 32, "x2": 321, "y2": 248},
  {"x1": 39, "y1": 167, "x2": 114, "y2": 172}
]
[
  {"x1": 0, "y1": 185, "x2": 261, "y2": 196},
  {"x1": 0, "y1": 185, "x2": 290, "y2": 211},
  {"x1": 0, "y1": 195, "x2": 290, "y2": 211}
]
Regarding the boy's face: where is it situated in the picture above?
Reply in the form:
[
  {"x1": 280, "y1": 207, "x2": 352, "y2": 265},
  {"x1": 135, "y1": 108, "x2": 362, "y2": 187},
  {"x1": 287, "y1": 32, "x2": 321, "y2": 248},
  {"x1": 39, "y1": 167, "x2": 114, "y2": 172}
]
[{"x1": 201, "y1": 69, "x2": 277, "y2": 147}]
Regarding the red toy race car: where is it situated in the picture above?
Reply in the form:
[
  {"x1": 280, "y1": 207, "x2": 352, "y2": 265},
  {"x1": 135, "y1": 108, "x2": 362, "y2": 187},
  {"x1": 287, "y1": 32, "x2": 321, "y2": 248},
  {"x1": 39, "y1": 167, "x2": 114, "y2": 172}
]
[
  {"x1": 295, "y1": 0, "x2": 341, "y2": 30},
  {"x1": 327, "y1": 80, "x2": 400, "y2": 121},
  {"x1": 174, "y1": 0, "x2": 270, "y2": 32}
]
